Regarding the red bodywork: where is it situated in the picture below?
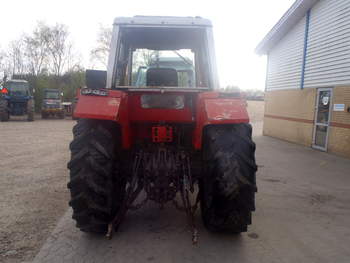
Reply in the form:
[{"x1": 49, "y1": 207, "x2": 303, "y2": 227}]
[{"x1": 74, "y1": 89, "x2": 249, "y2": 150}]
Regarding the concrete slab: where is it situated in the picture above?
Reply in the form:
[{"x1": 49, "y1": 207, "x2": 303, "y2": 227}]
[{"x1": 34, "y1": 122, "x2": 350, "y2": 263}]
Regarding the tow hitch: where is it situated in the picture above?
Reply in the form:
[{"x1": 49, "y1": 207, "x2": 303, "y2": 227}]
[{"x1": 106, "y1": 147, "x2": 200, "y2": 244}]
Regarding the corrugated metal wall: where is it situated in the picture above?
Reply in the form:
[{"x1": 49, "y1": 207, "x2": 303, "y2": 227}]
[
  {"x1": 266, "y1": 0, "x2": 350, "y2": 91},
  {"x1": 304, "y1": 0, "x2": 350, "y2": 88},
  {"x1": 266, "y1": 17, "x2": 306, "y2": 91}
]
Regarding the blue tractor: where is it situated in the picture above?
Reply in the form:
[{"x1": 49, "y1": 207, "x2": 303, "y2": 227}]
[{"x1": 0, "y1": 79, "x2": 35, "y2": 122}]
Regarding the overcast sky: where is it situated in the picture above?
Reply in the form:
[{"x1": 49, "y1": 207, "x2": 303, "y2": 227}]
[{"x1": 0, "y1": 0, "x2": 295, "y2": 90}]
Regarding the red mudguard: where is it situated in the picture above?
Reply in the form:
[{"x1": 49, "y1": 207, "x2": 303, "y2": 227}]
[
  {"x1": 74, "y1": 90, "x2": 123, "y2": 120},
  {"x1": 193, "y1": 92, "x2": 249, "y2": 149}
]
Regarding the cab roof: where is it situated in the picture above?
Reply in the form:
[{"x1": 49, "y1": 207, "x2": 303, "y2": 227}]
[
  {"x1": 7, "y1": 79, "x2": 28, "y2": 83},
  {"x1": 114, "y1": 16, "x2": 212, "y2": 27}
]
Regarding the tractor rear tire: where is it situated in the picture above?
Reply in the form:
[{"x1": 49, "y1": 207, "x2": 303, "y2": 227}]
[
  {"x1": 200, "y1": 124, "x2": 257, "y2": 233},
  {"x1": 67, "y1": 119, "x2": 125, "y2": 233},
  {"x1": 27, "y1": 99, "x2": 34, "y2": 121},
  {"x1": 0, "y1": 98, "x2": 9, "y2": 122}
]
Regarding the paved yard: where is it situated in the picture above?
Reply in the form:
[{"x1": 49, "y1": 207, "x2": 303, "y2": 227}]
[{"x1": 33, "y1": 120, "x2": 350, "y2": 263}]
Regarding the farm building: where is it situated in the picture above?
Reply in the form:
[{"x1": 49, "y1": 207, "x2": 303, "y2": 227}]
[{"x1": 256, "y1": 0, "x2": 350, "y2": 158}]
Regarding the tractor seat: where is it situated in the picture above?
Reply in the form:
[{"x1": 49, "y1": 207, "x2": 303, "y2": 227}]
[{"x1": 146, "y1": 68, "x2": 178, "y2": 87}]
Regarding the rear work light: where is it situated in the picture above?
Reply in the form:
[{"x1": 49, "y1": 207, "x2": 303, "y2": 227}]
[{"x1": 81, "y1": 88, "x2": 108, "y2": 96}]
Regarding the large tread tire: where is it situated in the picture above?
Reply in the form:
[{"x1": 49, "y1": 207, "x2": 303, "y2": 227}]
[
  {"x1": 200, "y1": 124, "x2": 257, "y2": 233},
  {"x1": 27, "y1": 99, "x2": 34, "y2": 121},
  {"x1": 0, "y1": 98, "x2": 9, "y2": 122},
  {"x1": 67, "y1": 119, "x2": 125, "y2": 233}
]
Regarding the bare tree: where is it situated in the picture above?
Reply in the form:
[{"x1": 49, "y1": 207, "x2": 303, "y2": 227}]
[
  {"x1": 24, "y1": 22, "x2": 49, "y2": 76},
  {"x1": 44, "y1": 23, "x2": 71, "y2": 76},
  {"x1": 0, "y1": 48, "x2": 6, "y2": 81},
  {"x1": 90, "y1": 25, "x2": 112, "y2": 68},
  {"x1": 0, "y1": 48, "x2": 5, "y2": 73},
  {"x1": 66, "y1": 44, "x2": 83, "y2": 72},
  {"x1": 7, "y1": 37, "x2": 27, "y2": 75},
  {"x1": 3, "y1": 22, "x2": 79, "y2": 78}
]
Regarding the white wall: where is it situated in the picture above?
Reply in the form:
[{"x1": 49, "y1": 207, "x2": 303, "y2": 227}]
[
  {"x1": 266, "y1": 16, "x2": 306, "y2": 91},
  {"x1": 266, "y1": 0, "x2": 350, "y2": 91},
  {"x1": 304, "y1": 0, "x2": 350, "y2": 88}
]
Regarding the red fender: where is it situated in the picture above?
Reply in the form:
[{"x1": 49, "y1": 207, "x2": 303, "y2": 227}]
[
  {"x1": 74, "y1": 90, "x2": 123, "y2": 121},
  {"x1": 193, "y1": 92, "x2": 249, "y2": 149}
]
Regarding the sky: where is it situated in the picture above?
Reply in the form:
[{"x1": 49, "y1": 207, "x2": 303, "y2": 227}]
[{"x1": 0, "y1": 0, "x2": 295, "y2": 90}]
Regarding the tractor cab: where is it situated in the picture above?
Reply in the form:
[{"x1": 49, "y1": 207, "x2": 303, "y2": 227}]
[
  {"x1": 3, "y1": 80, "x2": 31, "y2": 98},
  {"x1": 0, "y1": 79, "x2": 34, "y2": 121},
  {"x1": 106, "y1": 16, "x2": 219, "y2": 90},
  {"x1": 2, "y1": 80, "x2": 34, "y2": 116}
]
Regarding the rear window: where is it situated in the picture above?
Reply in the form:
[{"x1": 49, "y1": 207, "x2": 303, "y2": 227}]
[
  {"x1": 5, "y1": 82, "x2": 29, "y2": 96},
  {"x1": 131, "y1": 49, "x2": 195, "y2": 87},
  {"x1": 45, "y1": 91, "x2": 60, "y2": 99}
]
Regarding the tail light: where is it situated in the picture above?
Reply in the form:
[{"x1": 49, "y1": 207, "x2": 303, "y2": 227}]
[{"x1": 1, "y1": 87, "x2": 8, "y2": 94}]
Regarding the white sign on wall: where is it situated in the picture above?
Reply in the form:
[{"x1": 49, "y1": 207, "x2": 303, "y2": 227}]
[{"x1": 333, "y1": 104, "x2": 345, "y2": 111}]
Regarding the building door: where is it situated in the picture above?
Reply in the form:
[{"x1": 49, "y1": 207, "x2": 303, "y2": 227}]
[{"x1": 313, "y1": 88, "x2": 332, "y2": 151}]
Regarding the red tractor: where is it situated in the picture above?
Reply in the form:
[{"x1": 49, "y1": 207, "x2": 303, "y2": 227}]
[{"x1": 68, "y1": 16, "x2": 257, "y2": 242}]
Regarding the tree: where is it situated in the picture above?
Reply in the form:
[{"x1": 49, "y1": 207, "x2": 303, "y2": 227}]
[
  {"x1": 8, "y1": 37, "x2": 27, "y2": 75},
  {"x1": 0, "y1": 48, "x2": 6, "y2": 74},
  {"x1": 61, "y1": 69, "x2": 85, "y2": 101},
  {"x1": 90, "y1": 25, "x2": 112, "y2": 68},
  {"x1": 65, "y1": 44, "x2": 83, "y2": 73},
  {"x1": 24, "y1": 22, "x2": 49, "y2": 76},
  {"x1": 43, "y1": 23, "x2": 71, "y2": 76}
]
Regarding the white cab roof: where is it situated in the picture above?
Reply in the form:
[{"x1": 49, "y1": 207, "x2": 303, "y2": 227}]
[{"x1": 114, "y1": 16, "x2": 212, "y2": 27}]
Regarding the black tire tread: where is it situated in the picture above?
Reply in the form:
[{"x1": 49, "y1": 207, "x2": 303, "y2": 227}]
[
  {"x1": 200, "y1": 123, "x2": 257, "y2": 233},
  {"x1": 67, "y1": 119, "x2": 124, "y2": 234},
  {"x1": 0, "y1": 98, "x2": 9, "y2": 122}
]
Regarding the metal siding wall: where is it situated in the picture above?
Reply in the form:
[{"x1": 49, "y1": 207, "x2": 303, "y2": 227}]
[
  {"x1": 266, "y1": 17, "x2": 306, "y2": 91},
  {"x1": 304, "y1": 0, "x2": 350, "y2": 88}
]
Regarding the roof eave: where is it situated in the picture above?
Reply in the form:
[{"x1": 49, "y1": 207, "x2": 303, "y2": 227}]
[{"x1": 255, "y1": 0, "x2": 318, "y2": 55}]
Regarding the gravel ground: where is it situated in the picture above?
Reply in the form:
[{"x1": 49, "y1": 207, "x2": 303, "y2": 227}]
[
  {"x1": 0, "y1": 101, "x2": 265, "y2": 263},
  {"x1": 0, "y1": 117, "x2": 74, "y2": 263}
]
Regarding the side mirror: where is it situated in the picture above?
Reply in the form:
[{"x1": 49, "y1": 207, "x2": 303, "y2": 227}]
[{"x1": 86, "y1": 69, "x2": 107, "y2": 89}]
